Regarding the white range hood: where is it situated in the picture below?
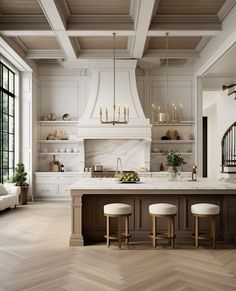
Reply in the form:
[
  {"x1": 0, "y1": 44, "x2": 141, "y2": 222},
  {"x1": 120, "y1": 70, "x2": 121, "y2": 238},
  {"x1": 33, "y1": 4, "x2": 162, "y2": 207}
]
[{"x1": 78, "y1": 59, "x2": 151, "y2": 140}]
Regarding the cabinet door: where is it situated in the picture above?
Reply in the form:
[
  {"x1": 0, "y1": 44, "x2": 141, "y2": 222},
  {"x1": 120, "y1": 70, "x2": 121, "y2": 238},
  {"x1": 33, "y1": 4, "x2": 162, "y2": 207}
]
[{"x1": 58, "y1": 184, "x2": 71, "y2": 197}]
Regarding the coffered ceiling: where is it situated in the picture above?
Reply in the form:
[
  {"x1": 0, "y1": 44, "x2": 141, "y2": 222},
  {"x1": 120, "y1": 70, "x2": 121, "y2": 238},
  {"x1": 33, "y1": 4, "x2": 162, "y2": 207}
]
[{"x1": 0, "y1": 0, "x2": 235, "y2": 64}]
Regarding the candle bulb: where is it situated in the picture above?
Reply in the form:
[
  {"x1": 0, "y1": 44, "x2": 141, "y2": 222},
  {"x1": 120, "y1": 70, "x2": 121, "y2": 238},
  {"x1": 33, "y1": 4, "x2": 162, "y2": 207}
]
[
  {"x1": 157, "y1": 106, "x2": 161, "y2": 123},
  {"x1": 172, "y1": 103, "x2": 175, "y2": 122},
  {"x1": 179, "y1": 103, "x2": 183, "y2": 122},
  {"x1": 100, "y1": 107, "x2": 102, "y2": 121},
  {"x1": 106, "y1": 107, "x2": 108, "y2": 121},
  {"x1": 151, "y1": 103, "x2": 155, "y2": 123}
]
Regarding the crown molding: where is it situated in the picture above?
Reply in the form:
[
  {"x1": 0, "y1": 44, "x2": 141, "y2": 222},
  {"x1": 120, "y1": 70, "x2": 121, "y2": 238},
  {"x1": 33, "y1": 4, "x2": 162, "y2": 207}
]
[
  {"x1": 147, "y1": 30, "x2": 221, "y2": 37},
  {"x1": 151, "y1": 15, "x2": 221, "y2": 31},
  {"x1": 218, "y1": 0, "x2": 236, "y2": 22},
  {"x1": 67, "y1": 15, "x2": 134, "y2": 30},
  {"x1": 26, "y1": 49, "x2": 66, "y2": 59},
  {"x1": 77, "y1": 49, "x2": 130, "y2": 59},
  {"x1": 0, "y1": 15, "x2": 50, "y2": 30},
  {"x1": 143, "y1": 49, "x2": 199, "y2": 59}
]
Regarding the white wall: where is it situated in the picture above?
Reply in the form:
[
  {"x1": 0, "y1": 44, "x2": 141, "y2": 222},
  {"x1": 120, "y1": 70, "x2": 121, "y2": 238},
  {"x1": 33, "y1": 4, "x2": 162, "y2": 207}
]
[
  {"x1": 36, "y1": 63, "x2": 195, "y2": 172},
  {"x1": 203, "y1": 89, "x2": 236, "y2": 179}
]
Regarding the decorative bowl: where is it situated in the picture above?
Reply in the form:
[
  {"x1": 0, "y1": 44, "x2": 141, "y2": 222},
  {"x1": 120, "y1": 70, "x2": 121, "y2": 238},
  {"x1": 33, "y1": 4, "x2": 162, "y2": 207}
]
[{"x1": 62, "y1": 113, "x2": 71, "y2": 121}]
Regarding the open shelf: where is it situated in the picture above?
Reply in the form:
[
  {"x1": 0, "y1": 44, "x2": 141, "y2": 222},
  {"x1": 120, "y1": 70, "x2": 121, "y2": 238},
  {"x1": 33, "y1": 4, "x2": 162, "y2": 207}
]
[
  {"x1": 152, "y1": 140, "x2": 195, "y2": 144},
  {"x1": 38, "y1": 140, "x2": 79, "y2": 143},
  {"x1": 38, "y1": 152, "x2": 79, "y2": 155},
  {"x1": 151, "y1": 152, "x2": 194, "y2": 155},
  {"x1": 39, "y1": 121, "x2": 79, "y2": 126},
  {"x1": 151, "y1": 121, "x2": 194, "y2": 126}
]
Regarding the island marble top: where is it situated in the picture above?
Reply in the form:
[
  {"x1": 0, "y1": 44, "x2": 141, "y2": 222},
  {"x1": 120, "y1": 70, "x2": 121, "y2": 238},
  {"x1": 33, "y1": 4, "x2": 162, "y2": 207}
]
[{"x1": 70, "y1": 177, "x2": 236, "y2": 192}]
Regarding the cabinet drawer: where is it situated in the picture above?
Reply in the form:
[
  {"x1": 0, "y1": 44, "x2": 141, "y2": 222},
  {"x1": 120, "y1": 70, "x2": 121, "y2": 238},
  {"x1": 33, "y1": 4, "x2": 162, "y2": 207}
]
[
  {"x1": 35, "y1": 184, "x2": 58, "y2": 197},
  {"x1": 58, "y1": 184, "x2": 71, "y2": 197},
  {"x1": 35, "y1": 175, "x2": 58, "y2": 184},
  {"x1": 59, "y1": 175, "x2": 80, "y2": 185}
]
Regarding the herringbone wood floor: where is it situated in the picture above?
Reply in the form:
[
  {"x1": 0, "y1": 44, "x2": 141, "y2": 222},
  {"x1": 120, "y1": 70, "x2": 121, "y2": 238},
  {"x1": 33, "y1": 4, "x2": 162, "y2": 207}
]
[{"x1": 0, "y1": 202, "x2": 236, "y2": 291}]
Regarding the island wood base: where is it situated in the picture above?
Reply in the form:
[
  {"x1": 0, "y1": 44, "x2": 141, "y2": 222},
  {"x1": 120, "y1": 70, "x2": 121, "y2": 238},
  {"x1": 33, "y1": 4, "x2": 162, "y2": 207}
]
[{"x1": 70, "y1": 189, "x2": 236, "y2": 246}]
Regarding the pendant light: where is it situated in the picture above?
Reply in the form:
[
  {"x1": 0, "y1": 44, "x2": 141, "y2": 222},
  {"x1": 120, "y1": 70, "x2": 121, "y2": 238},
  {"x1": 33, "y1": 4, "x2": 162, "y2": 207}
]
[{"x1": 100, "y1": 33, "x2": 129, "y2": 125}]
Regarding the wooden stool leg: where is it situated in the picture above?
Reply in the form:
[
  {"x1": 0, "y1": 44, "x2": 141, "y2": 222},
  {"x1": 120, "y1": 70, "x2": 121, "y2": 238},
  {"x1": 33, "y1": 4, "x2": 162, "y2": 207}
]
[
  {"x1": 211, "y1": 216, "x2": 216, "y2": 249},
  {"x1": 171, "y1": 215, "x2": 175, "y2": 248},
  {"x1": 106, "y1": 216, "x2": 110, "y2": 247},
  {"x1": 118, "y1": 216, "x2": 122, "y2": 249},
  {"x1": 195, "y1": 215, "x2": 199, "y2": 248},
  {"x1": 125, "y1": 215, "x2": 129, "y2": 245},
  {"x1": 167, "y1": 216, "x2": 171, "y2": 246},
  {"x1": 152, "y1": 216, "x2": 156, "y2": 248}
]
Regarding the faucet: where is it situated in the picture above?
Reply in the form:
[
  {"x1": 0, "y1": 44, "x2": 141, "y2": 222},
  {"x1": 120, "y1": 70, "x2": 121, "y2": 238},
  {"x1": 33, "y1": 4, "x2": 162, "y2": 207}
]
[{"x1": 116, "y1": 157, "x2": 123, "y2": 174}]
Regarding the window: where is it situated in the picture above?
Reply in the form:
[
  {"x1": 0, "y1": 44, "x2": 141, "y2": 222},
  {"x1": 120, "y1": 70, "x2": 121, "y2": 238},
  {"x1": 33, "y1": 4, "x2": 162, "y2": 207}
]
[{"x1": 0, "y1": 61, "x2": 15, "y2": 183}]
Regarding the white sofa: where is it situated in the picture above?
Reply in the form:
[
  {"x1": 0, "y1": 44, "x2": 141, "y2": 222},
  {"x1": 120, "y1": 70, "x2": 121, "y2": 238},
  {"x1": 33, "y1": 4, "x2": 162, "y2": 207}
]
[{"x1": 0, "y1": 183, "x2": 21, "y2": 211}]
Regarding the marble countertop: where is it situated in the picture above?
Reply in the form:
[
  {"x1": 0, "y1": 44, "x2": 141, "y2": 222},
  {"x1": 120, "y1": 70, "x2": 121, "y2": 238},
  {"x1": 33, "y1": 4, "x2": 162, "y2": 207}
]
[{"x1": 71, "y1": 177, "x2": 236, "y2": 191}]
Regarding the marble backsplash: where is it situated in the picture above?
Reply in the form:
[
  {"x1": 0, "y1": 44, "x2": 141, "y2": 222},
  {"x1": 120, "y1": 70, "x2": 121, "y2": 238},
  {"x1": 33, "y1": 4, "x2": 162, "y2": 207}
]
[{"x1": 85, "y1": 139, "x2": 146, "y2": 171}]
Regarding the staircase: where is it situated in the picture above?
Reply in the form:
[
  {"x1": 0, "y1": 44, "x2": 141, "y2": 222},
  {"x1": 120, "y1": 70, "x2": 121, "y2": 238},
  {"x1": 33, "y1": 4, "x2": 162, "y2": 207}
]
[
  {"x1": 223, "y1": 84, "x2": 236, "y2": 99},
  {"x1": 221, "y1": 122, "x2": 236, "y2": 173}
]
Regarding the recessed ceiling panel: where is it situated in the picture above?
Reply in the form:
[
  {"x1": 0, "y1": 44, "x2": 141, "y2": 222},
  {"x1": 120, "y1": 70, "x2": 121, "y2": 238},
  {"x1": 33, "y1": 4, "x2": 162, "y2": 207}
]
[
  {"x1": 0, "y1": 0, "x2": 43, "y2": 15},
  {"x1": 156, "y1": 0, "x2": 226, "y2": 15},
  {"x1": 148, "y1": 37, "x2": 202, "y2": 50},
  {"x1": 78, "y1": 36, "x2": 128, "y2": 50},
  {"x1": 18, "y1": 36, "x2": 61, "y2": 50},
  {"x1": 66, "y1": 0, "x2": 130, "y2": 15}
]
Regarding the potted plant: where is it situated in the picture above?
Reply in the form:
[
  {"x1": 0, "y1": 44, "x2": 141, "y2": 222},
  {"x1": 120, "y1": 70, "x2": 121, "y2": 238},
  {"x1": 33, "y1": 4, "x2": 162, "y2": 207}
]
[
  {"x1": 8, "y1": 163, "x2": 29, "y2": 205},
  {"x1": 163, "y1": 151, "x2": 186, "y2": 180}
]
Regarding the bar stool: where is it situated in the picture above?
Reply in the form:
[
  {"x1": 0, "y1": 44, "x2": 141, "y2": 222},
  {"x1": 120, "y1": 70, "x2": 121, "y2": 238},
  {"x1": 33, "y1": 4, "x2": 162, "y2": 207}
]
[
  {"x1": 104, "y1": 203, "x2": 132, "y2": 249},
  {"x1": 191, "y1": 203, "x2": 220, "y2": 249},
  {"x1": 149, "y1": 203, "x2": 177, "y2": 248}
]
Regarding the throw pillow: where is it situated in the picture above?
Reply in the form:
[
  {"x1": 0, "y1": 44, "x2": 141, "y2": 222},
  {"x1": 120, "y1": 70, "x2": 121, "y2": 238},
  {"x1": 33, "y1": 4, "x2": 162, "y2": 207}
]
[{"x1": 0, "y1": 183, "x2": 8, "y2": 196}]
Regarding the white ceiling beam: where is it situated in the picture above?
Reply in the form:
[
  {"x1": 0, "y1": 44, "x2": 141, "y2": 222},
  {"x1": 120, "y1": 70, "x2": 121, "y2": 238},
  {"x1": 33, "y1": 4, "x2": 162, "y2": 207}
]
[
  {"x1": 131, "y1": 0, "x2": 156, "y2": 58},
  {"x1": 67, "y1": 30, "x2": 135, "y2": 37},
  {"x1": 38, "y1": 0, "x2": 77, "y2": 59},
  {"x1": 143, "y1": 49, "x2": 199, "y2": 59},
  {"x1": 0, "y1": 30, "x2": 55, "y2": 36},
  {"x1": 148, "y1": 30, "x2": 221, "y2": 37}
]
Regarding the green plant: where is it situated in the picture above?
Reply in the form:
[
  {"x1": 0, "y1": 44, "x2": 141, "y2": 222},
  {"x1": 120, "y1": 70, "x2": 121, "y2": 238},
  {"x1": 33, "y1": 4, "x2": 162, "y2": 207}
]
[
  {"x1": 8, "y1": 163, "x2": 28, "y2": 186},
  {"x1": 163, "y1": 151, "x2": 186, "y2": 167}
]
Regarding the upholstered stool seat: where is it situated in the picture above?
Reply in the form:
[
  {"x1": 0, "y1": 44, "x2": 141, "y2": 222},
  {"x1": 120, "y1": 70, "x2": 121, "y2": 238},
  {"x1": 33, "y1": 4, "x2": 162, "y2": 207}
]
[
  {"x1": 149, "y1": 203, "x2": 177, "y2": 215},
  {"x1": 191, "y1": 203, "x2": 220, "y2": 215},
  {"x1": 104, "y1": 203, "x2": 132, "y2": 249},
  {"x1": 149, "y1": 203, "x2": 177, "y2": 248},
  {"x1": 191, "y1": 203, "x2": 220, "y2": 248},
  {"x1": 104, "y1": 203, "x2": 132, "y2": 215}
]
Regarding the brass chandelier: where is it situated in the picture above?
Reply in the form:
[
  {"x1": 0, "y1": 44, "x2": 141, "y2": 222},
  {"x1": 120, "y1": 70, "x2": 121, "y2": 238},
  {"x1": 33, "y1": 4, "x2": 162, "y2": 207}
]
[
  {"x1": 151, "y1": 33, "x2": 183, "y2": 124},
  {"x1": 100, "y1": 33, "x2": 129, "y2": 125}
]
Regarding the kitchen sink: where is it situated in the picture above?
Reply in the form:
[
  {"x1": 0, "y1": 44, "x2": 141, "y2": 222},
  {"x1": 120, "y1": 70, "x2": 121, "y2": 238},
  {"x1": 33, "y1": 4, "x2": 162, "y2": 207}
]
[{"x1": 91, "y1": 171, "x2": 135, "y2": 178}]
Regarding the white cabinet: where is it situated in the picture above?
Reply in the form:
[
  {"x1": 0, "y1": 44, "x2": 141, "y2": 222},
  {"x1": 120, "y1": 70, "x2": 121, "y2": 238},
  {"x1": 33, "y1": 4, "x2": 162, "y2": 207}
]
[{"x1": 34, "y1": 172, "x2": 90, "y2": 199}]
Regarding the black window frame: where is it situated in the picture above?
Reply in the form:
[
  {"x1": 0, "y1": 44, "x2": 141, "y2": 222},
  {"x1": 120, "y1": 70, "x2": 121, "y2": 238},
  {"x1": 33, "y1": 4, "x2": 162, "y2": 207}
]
[{"x1": 0, "y1": 61, "x2": 15, "y2": 183}]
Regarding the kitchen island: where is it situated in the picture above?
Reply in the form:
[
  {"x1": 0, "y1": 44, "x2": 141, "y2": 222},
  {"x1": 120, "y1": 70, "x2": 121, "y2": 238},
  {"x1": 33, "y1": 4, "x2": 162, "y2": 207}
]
[{"x1": 70, "y1": 177, "x2": 236, "y2": 246}]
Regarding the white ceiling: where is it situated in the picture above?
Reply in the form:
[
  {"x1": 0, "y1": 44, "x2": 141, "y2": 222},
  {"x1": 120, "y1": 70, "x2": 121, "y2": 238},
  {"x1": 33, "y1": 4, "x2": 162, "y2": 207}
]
[{"x1": 0, "y1": 0, "x2": 235, "y2": 64}]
